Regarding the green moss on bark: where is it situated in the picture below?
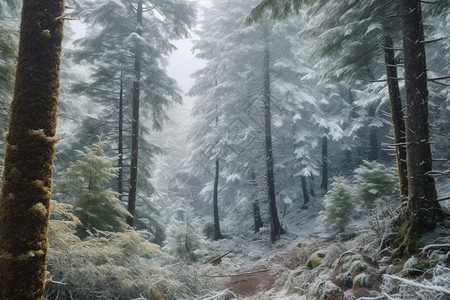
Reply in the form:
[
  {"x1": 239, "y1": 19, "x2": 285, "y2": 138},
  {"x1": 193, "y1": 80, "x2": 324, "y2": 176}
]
[{"x1": 0, "y1": 0, "x2": 64, "y2": 299}]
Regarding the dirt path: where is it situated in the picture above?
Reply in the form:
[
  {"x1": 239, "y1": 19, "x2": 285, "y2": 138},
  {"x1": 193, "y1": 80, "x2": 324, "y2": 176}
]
[{"x1": 223, "y1": 267, "x2": 276, "y2": 299}]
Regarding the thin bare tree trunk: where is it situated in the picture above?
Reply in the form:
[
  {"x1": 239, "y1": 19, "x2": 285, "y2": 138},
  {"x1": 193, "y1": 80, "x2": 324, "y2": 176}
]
[
  {"x1": 0, "y1": 0, "x2": 64, "y2": 298},
  {"x1": 118, "y1": 67, "x2": 124, "y2": 203},
  {"x1": 213, "y1": 159, "x2": 223, "y2": 240},
  {"x1": 320, "y1": 136, "x2": 328, "y2": 190},
  {"x1": 212, "y1": 80, "x2": 223, "y2": 240},
  {"x1": 383, "y1": 35, "x2": 408, "y2": 201},
  {"x1": 263, "y1": 26, "x2": 282, "y2": 243},
  {"x1": 301, "y1": 176, "x2": 310, "y2": 207},
  {"x1": 127, "y1": 0, "x2": 143, "y2": 227}
]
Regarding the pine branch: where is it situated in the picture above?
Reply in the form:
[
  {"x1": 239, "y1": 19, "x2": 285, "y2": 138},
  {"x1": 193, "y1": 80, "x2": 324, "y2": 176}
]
[{"x1": 420, "y1": 37, "x2": 446, "y2": 44}]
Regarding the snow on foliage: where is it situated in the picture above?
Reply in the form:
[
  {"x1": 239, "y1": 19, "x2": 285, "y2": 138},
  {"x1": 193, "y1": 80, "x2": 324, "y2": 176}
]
[{"x1": 46, "y1": 201, "x2": 185, "y2": 300}]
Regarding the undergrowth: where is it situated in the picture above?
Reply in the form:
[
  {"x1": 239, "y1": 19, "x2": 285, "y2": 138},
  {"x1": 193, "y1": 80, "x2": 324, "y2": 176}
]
[{"x1": 45, "y1": 201, "x2": 186, "y2": 300}]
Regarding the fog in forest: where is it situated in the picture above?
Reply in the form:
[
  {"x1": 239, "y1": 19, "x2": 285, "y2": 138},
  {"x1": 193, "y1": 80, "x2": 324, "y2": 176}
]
[{"x1": 0, "y1": 0, "x2": 449, "y2": 299}]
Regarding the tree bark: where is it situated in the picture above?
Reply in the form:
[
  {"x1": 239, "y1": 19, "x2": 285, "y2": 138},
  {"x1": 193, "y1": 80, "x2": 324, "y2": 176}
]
[
  {"x1": 0, "y1": 0, "x2": 64, "y2": 298},
  {"x1": 250, "y1": 169, "x2": 264, "y2": 233},
  {"x1": 320, "y1": 136, "x2": 328, "y2": 190},
  {"x1": 253, "y1": 198, "x2": 264, "y2": 233},
  {"x1": 213, "y1": 159, "x2": 223, "y2": 240},
  {"x1": 383, "y1": 35, "x2": 408, "y2": 201},
  {"x1": 127, "y1": 0, "x2": 143, "y2": 227},
  {"x1": 301, "y1": 175, "x2": 310, "y2": 207},
  {"x1": 118, "y1": 67, "x2": 124, "y2": 203},
  {"x1": 309, "y1": 175, "x2": 316, "y2": 197},
  {"x1": 213, "y1": 80, "x2": 223, "y2": 240},
  {"x1": 393, "y1": 0, "x2": 442, "y2": 256},
  {"x1": 368, "y1": 129, "x2": 378, "y2": 161},
  {"x1": 263, "y1": 26, "x2": 282, "y2": 243}
]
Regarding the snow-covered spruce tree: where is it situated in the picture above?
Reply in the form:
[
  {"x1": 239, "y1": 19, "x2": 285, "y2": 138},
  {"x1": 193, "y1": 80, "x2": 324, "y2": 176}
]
[
  {"x1": 0, "y1": 0, "x2": 64, "y2": 298},
  {"x1": 353, "y1": 160, "x2": 398, "y2": 210},
  {"x1": 189, "y1": 0, "x2": 325, "y2": 241},
  {"x1": 321, "y1": 177, "x2": 354, "y2": 233},
  {"x1": 65, "y1": 0, "x2": 196, "y2": 237},
  {"x1": 251, "y1": 0, "x2": 448, "y2": 256},
  {"x1": 54, "y1": 138, "x2": 129, "y2": 237},
  {"x1": 163, "y1": 200, "x2": 205, "y2": 263},
  {"x1": 423, "y1": 2, "x2": 450, "y2": 168},
  {"x1": 250, "y1": 0, "x2": 405, "y2": 194}
]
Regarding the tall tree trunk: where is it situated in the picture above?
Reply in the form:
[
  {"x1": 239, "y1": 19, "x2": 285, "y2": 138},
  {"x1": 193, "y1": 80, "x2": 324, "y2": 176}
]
[
  {"x1": 320, "y1": 136, "x2": 328, "y2": 190},
  {"x1": 213, "y1": 80, "x2": 223, "y2": 240},
  {"x1": 367, "y1": 106, "x2": 378, "y2": 161},
  {"x1": 250, "y1": 169, "x2": 263, "y2": 233},
  {"x1": 309, "y1": 175, "x2": 316, "y2": 197},
  {"x1": 127, "y1": 0, "x2": 143, "y2": 227},
  {"x1": 393, "y1": 0, "x2": 442, "y2": 256},
  {"x1": 383, "y1": 35, "x2": 408, "y2": 201},
  {"x1": 369, "y1": 129, "x2": 378, "y2": 161},
  {"x1": 253, "y1": 198, "x2": 264, "y2": 233},
  {"x1": 263, "y1": 26, "x2": 282, "y2": 243},
  {"x1": 0, "y1": 0, "x2": 64, "y2": 298},
  {"x1": 118, "y1": 67, "x2": 124, "y2": 203},
  {"x1": 213, "y1": 159, "x2": 223, "y2": 240},
  {"x1": 301, "y1": 175, "x2": 310, "y2": 207}
]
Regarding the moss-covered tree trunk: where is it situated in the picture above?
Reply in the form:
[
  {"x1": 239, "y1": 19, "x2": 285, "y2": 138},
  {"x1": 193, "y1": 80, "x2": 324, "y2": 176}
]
[
  {"x1": 0, "y1": 0, "x2": 64, "y2": 299},
  {"x1": 393, "y1": 0, "x2": 442, "y2": 256},
  {"x1": 383, "y1": 35, "x2": 408, "y2": 201}
]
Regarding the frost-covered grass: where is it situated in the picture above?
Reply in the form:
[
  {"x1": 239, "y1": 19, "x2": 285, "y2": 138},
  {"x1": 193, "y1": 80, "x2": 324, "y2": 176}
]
[{"x1": 45, "y1": 201, "x2": 186, "y2": 300}]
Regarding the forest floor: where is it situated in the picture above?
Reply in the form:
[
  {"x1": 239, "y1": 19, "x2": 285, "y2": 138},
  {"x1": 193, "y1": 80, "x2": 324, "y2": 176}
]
[
  {"x1": 197, "y1": 231, "x2": 450, "y2": 299},
  {"x1": 192, "y1": 182, "x2": 450, "y2": 299}
]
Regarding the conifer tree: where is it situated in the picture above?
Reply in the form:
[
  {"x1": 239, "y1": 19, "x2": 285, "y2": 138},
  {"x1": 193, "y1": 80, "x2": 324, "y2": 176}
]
[
  {"x1": 189, "y1": 0, "x2": 324, "y2": 241},
  {"x1": 0, "y1": 0, "x2": 64, "y2": 298},
  {"x1": 321, "y1": 177, "x2": 354, "y2": 233},
  {"x1": 68, "y1": 0, "x2": 196, "y2": 230},
  {"x1": 54, "y1": 138, "x2": 129, "y2": 236}
]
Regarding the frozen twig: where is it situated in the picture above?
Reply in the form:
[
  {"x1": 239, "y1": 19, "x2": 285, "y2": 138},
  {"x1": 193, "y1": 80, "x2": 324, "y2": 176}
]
[
  {"x1": 420, "y1": 244, "x2": 450, "y2": 255},
  {"x1": 384, "y1": 274, "x2": 450, "y2": 294}
]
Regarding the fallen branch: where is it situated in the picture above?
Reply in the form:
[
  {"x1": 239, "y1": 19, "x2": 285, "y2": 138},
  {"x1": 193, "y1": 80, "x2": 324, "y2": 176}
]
[
  {"x1": 203, "y1": 251, "x2": 231, "y2": 265},
  {"x1": 200, "y1": 269, "x2": 270, "y2": 278},
  {"x1": 420, "y1": 244, "x2": 450, "y2": 254},
  {"x1": 383, "y1": 274, "x2": 450, "y2": 294},
  {"x1": 356, "y1": 296, "x2": 386, "y2": 300}
]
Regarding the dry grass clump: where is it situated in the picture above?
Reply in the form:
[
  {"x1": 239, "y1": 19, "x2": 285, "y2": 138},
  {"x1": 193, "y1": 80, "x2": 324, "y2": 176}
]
[{"x1": 45, "y1": 201, "x2": 185, "y2": 300}]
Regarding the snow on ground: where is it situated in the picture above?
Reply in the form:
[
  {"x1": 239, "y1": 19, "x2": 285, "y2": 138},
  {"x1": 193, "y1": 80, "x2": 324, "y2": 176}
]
[{"x1": 184, "y1": 187, "x2": 450, "y2": 299}]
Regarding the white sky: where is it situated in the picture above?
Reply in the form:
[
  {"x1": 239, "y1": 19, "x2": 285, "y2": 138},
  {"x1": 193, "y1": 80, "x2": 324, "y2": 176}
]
[
  {"x1": 167, "y1": 0, "x2": 210, "y2": 104},
  {"x1": 167, "y1": 38, "x2": 204, "y2": 103}
]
